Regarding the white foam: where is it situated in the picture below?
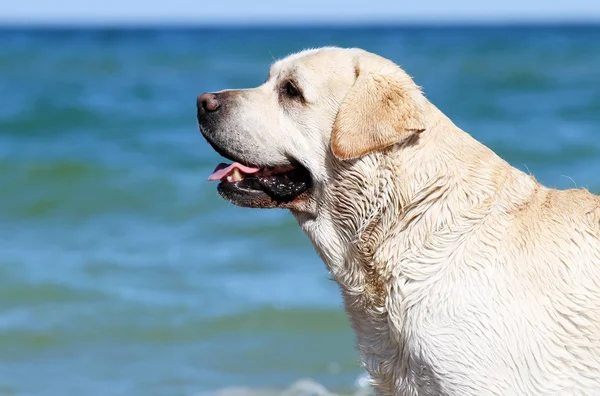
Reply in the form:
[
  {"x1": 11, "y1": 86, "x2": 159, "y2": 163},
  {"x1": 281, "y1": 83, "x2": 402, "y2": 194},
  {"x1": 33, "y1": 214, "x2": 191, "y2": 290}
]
[{"x1": 198, "y1": 374, "x2": 374, "y2": 396}]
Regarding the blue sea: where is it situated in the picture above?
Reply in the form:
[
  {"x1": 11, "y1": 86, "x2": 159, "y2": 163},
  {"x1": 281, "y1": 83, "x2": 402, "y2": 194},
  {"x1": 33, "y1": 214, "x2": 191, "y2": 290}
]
[{"x1": 0, "y1": 25, "x2": 599, "y2": 396}]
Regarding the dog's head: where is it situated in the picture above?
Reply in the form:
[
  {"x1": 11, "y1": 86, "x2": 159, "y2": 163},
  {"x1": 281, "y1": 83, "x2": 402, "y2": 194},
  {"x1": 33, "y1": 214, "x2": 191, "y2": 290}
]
[{"x1": 197, "y1": 47, "x2": 426, "y2": 212}]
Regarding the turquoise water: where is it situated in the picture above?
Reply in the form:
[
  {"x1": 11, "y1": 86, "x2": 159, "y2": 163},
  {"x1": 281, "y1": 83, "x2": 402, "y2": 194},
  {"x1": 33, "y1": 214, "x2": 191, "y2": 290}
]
[{"x1": 0, "y1": 25, "x2": 599, "y2": 396}]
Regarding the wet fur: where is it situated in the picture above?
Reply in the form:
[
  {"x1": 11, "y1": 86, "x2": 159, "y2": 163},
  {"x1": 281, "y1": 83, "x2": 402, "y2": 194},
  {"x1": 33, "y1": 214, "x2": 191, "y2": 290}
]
[{"x1": 201, "y1": 47, "x2": 600, "y2": 395}]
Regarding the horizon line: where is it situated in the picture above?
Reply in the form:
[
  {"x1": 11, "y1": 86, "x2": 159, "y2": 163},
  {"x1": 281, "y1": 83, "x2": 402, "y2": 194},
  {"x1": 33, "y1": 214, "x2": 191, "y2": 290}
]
[{"x1": 1, "y1": 16, "x2": 600, "y2": 29}]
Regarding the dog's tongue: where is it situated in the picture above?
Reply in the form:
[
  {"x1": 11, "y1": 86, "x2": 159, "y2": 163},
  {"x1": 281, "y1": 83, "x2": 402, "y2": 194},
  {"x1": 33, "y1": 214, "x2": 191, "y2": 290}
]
[{"x1": 208, "y1": 162, "x2": 261, "y2": 181}]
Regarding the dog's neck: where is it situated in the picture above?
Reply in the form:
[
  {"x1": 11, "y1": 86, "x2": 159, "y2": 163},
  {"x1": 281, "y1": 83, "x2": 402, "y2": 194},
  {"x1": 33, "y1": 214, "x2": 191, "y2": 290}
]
[
  {"x1": 300, "y1": 103, "x2": 535, "y2": 296},
  {"x1": 293, "y1": 102, "x2": 538, "y2": 388}
]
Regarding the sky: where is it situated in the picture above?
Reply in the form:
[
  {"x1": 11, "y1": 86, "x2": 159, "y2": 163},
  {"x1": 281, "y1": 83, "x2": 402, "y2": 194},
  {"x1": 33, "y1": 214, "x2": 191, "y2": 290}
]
[{"x1": 1, "y1": 0, "x2": 600, "y2": 25}]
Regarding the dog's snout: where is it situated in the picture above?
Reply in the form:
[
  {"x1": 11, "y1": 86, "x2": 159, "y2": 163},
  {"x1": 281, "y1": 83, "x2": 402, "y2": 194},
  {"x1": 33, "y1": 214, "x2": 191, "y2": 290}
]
[{"x1": 197, "y1": 93, "x2": 221, "y2": 113}]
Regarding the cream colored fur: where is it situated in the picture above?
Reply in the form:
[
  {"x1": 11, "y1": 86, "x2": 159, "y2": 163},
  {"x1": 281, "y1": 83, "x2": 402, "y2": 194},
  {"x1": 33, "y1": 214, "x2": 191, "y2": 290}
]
[{"x1": 209, "y1": 47, "x2": 600, "y2": 395}]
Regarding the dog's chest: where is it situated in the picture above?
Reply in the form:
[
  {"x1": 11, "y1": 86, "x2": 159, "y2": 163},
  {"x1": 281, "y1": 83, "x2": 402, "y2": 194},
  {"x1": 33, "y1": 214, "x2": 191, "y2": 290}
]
[
  {"x1": 298, "y1": 209, "x2": 506, "y2": 395},
  {"x1": 341, "y1": 272, "x2": 454, "y2": 396},
  {"x1": 341, "y1": 252, "x2": 504, "y2": 396}
]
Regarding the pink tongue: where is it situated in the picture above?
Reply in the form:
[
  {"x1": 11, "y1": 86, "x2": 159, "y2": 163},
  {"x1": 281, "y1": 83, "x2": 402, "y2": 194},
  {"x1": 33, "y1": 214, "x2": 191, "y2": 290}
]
[{"x1": 207, "y1": 162, "x2": 261, "y2": 181}]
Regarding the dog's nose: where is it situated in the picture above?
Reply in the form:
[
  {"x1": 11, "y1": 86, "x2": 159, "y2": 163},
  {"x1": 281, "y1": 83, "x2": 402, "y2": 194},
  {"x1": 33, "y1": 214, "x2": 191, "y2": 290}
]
[{"x1": 197, "y1": 93, "x2": 220, "y2": 113}]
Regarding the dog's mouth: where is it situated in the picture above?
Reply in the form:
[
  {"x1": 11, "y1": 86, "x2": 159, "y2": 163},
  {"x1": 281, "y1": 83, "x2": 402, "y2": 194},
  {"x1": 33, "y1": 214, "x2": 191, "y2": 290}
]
[{"x1": 207, "y1": 161, "x2": 312, "y2": 209}]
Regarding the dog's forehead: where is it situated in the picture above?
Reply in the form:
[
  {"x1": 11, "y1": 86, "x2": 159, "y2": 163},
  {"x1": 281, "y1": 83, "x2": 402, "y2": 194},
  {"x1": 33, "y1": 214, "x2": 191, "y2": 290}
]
[
  {"x1": 268, "y1": 51, "x2": 316, "y2": 80},
  {"x1": 269, "y1": 47, "x2": 355, "y2": 81}
]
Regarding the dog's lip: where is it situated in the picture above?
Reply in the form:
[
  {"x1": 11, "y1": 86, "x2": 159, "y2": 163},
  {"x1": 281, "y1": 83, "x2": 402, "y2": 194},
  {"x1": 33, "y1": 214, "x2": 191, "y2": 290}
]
[{"x1": 215, "y1": 164, "x2": 312, "y2": 207}]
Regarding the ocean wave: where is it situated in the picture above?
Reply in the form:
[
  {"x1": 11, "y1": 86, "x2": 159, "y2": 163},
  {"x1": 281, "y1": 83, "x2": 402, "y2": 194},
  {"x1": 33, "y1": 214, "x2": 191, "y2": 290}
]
[{"x1": 199, "y1": 375, "x2": 374, "y2": 396}]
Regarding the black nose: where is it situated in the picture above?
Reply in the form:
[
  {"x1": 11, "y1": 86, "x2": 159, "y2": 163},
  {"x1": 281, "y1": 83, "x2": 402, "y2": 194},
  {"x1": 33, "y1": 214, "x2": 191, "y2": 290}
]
[{"x1": 197, "y1": 93, "x2": 220, "y2": 113}]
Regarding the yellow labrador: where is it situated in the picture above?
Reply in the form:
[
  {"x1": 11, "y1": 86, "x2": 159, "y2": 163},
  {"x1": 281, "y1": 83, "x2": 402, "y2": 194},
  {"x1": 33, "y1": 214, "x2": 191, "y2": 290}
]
[{"x1": 197, "y1": 47, "x2": 600, "y2": 396}]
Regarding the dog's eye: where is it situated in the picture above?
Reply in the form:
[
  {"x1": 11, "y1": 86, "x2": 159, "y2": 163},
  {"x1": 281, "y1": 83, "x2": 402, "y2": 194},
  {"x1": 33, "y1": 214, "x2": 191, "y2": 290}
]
[{"x1": 284, "y1": 81, "x2": 302, "y2": 98}]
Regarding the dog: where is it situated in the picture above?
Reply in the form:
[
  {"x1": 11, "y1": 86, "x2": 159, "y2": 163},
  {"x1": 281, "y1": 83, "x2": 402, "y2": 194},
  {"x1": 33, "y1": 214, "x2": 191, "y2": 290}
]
[{"x1": 197, "y1": 47, "x2": 600, "y2": 396}]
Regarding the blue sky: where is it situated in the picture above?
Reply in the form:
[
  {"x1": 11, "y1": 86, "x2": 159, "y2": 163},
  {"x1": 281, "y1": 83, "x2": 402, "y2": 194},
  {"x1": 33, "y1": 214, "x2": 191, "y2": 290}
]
[{"x1": 2, "y1": 0, "x2": 600, "y2": 24}]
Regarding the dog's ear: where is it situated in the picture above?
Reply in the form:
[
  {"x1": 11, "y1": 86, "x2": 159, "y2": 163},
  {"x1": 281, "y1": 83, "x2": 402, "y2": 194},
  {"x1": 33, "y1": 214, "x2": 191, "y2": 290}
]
[{"x1": 331, "y1": 54, "x2": 426, "y2": 161}]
